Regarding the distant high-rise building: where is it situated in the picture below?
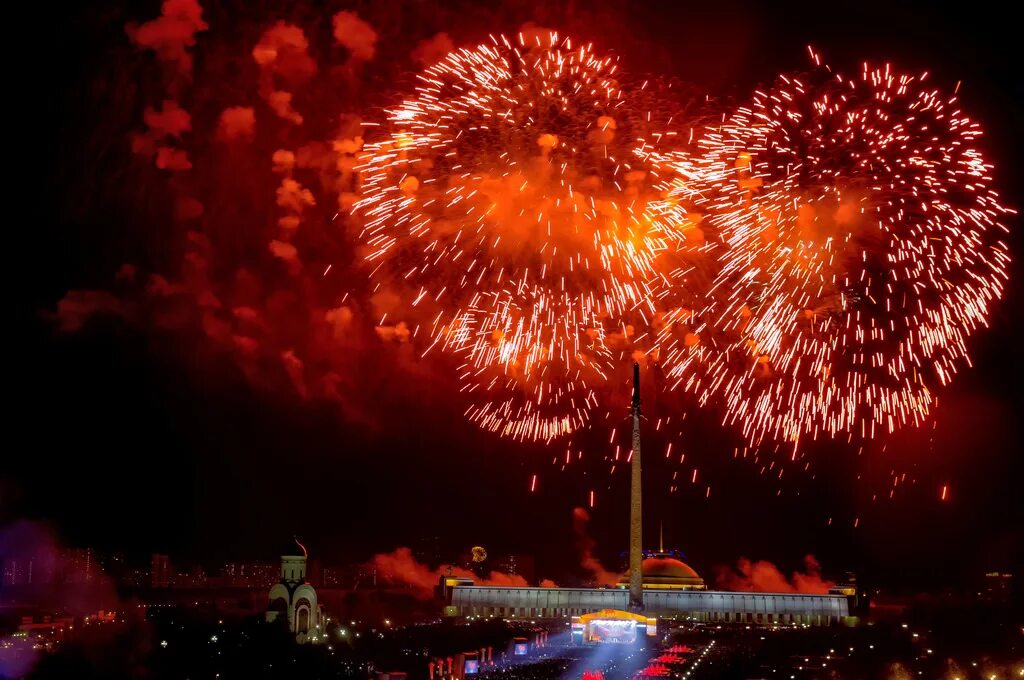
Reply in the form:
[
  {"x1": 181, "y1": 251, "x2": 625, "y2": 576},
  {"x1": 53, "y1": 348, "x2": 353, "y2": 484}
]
[
  {"x1": 493, "y1": 555, "x2": 536, "y2": 584},
  {"x1": 35, "y1": 551, "x2": 58, "y2": 585},
  {"x1": 100, "y1": 552, "x2": 127, "y2": 581},
  {"x1": 2, "y1": 549, "x2": 60, "y2": 587},
  {"x1": 178, "y1": 564, "x2": 206, "y2": 588},
  {"x1": 2, "y1": 558, "x2": 31, "y2": 586},
  {"x1": 222, "y1": 561, "x2": 277, "y2": 588},
  {"x1": 119, "y1": 567, "x2": 148, "y2": 588},
  {"x1": 150, "y1": 554, "x2": 170, "y2": 588},
  {"x1": 322, "y1": 566, "x2": 350, "y2": 588},
  {"x1": 983, "y1": 572, "x2": 1012, "y2": 603},
  {"x1": 62, "y1": 548, "x2": 95, "y2": 584},
  {"x1": 223, "y1": 562, "x2": 239, "y2": 586}
]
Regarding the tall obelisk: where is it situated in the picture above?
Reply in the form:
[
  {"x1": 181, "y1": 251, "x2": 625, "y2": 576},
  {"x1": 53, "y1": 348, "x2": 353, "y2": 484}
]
[{"x1": 629, "y1": 361, "x2": 644, "y2": 611}]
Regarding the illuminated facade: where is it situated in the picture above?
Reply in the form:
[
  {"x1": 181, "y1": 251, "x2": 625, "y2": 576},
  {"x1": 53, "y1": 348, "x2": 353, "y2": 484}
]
[
  {"x1": 150, "y1": 554, "x2": 170, "y2": 588},
  {"x1": 443, "y1": 549, "x2": 847, "y2": 627},
  {"x1": 266, "y1": 542, "x2": 326, "y2": 644},
  {"x1": 447, "y1": 585, "x2": 849, "y2": 625}
]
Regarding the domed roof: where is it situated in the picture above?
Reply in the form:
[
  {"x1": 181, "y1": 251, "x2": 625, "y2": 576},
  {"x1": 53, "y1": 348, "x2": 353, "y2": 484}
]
[
  {"x1": 642, "y1": 557, "x2": 701, "y2": 580},
  {"x1": 618, "y1": 554, "x2": 706, "y2": 590}
]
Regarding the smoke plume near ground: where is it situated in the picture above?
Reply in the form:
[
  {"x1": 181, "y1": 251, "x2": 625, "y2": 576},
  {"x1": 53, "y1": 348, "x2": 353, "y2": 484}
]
[
  {"x1": 369, "y1": 547, "x2": 553, "y2": 599},
  {"x1": 572, "y1": 507, "x2": 621, "y2": 586},
  {"x1": 714, "y1": 554, "x2": 835, "y2": 594}
]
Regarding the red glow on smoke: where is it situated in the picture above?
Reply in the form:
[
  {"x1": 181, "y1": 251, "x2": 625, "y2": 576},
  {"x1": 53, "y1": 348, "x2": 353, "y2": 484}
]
[
  {"x1": 714, "y1": 554, "x2": 835, "y2": 594},
  {"x1": 369, "y1": 547, "x2": 554, "y2": 599},
  {"x1": 572, "y1": 508, "x2": 621, "y2": 586}
]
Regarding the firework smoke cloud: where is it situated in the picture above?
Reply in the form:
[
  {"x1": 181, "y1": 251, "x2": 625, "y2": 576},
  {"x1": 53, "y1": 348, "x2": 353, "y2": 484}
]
[{"x1": 58, "y1": 4, "x2": 1013, "y2": 461}]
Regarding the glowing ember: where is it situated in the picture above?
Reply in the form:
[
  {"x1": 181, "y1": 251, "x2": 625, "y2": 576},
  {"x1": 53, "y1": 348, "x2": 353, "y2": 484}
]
[
  {"x1": 356, "y1": 31, "x2": 690, "y2": 441},
  {"x1": 657, "y1": 49, "x2": 1013, "y2": 445}
]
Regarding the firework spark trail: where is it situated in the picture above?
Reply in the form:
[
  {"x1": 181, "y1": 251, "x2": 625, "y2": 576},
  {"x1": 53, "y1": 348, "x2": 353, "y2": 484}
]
[
  {"x1": 112, "y1": 0, "x2": 1014, "y2": 470},
  {"x1": 656, "y1": 49, "x2": 1013, "y2": 446},
  {"x1": 355, "y1": 31, "x2": 696, "y2": 441}
]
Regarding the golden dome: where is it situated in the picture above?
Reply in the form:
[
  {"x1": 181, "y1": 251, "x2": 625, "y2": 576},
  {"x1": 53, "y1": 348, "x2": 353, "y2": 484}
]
[{"x1": 618, "y1": 555, "x2": 706, "y2": 590}]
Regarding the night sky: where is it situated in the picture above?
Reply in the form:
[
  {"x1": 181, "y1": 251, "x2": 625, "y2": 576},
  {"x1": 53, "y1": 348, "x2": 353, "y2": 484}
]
[{"x1": 10, "y1": 0, "x2": 1022, "y2": 591}]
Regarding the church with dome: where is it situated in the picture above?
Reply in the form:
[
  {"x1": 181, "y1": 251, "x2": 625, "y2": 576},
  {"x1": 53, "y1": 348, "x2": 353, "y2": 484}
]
[{"x1": 266, "y1": 539, "x2": 326, "y2": 644}]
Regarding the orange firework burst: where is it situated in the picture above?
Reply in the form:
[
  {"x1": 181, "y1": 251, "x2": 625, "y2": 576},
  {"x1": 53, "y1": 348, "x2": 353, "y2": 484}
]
[
  {"x1": 658, "y1": 49, "x2": 1013, "y2": 445},
  {"x1": 356, "y1": 31, "x2": 691, "y2": 441}
]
